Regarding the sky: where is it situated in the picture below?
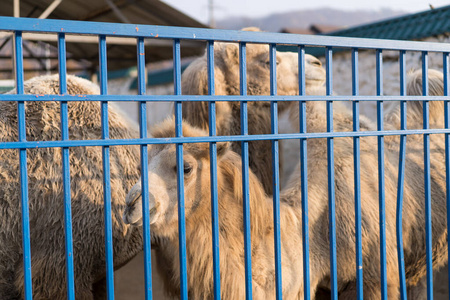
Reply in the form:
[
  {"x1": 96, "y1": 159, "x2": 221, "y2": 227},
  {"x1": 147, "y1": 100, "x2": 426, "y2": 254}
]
[{"x1": 161, "y1": 0, "x2": 450, "y2": 25}]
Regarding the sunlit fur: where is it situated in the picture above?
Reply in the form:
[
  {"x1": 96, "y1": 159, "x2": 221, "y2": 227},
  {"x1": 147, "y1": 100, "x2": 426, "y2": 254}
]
[{"x1": 385, "y1": 68, "x2": 447, "y2": 299}]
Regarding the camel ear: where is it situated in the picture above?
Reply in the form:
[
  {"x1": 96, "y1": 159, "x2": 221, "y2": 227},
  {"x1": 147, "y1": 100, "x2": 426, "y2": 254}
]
[
  {"x1": 223, "y1": 43, "x2": 239, "y2": 65},
  {"x1": 217, "y1": 141, "x2": 230, "y2": 157}
]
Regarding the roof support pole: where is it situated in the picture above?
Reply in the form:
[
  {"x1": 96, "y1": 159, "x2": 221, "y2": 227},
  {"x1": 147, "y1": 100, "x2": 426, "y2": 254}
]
[
  {"x1": 13, "y1": 0, "x2": 19, "y2": 85},
  {"x1": 104, "y1": 0, "x2": 130, "y2": 23},
  {"x1": 38, "y1": 0, "x2": 63, "y2": 19},
  {"x1": 14, "y1": 0, "x2": 20, "y2": 17}
]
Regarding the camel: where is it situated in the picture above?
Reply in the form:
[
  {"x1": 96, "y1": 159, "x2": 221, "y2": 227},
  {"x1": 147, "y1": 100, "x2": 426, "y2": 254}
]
[
  {"x1": 385, "y1": 68, "x2": 448, "y2": 299},
  {"x1": 287, "y1": 68, "x2": 449, "y2": 298},
  {"x1": 0, "y1": 75, "x2": 143, "y2": 299},
  {"x1": 181, "y1": 28, "x2": 326, "y2": 195},
  {"x1": 123, "y1": 80, "x2": 448, "y2": 298},
  {"x1": 124, "y1": 118, "x2": 303, "y2": 299}
]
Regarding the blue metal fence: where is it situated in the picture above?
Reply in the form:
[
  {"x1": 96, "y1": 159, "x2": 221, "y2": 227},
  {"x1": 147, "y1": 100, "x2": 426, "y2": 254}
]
[{"x1": 1, "y1": 16, "x2": 450, "y2": 300}]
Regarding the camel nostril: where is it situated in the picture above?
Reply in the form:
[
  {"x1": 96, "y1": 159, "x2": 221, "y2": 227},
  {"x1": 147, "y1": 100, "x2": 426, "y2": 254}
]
[
  {"x1": 311, "y1": 61, "x2": 322, "y2": 67},
  {"x1": 126, "y1": 182, "x2": 142, "y2": 206},
  {"x1": 123, "y1": 203, "x2": 144, "y2": 226}
]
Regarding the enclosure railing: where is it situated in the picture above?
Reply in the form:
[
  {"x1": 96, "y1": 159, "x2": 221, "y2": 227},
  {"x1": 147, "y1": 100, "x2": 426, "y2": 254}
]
[{"x1": 0, "y1": 16, "x2": 449, "y2": 300}]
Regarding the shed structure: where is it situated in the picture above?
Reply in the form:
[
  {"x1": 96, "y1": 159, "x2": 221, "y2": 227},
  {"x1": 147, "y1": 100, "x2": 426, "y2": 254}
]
[{"x1": 0, "y1": 0, "x2": 207, "y2": 77}]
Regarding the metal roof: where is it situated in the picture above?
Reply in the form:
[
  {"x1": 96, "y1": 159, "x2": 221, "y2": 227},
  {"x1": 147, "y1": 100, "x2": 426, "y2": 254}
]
[
  {"x1": 0, "y1": 0, "x2": 208, "y2": 73},
  {"x1": 279, "y1": 5, "x2": 450, "y2": 56},
  {"x1": 326, "y1": 4, "x2": 450, "y2": 40},
  {"x1": 3, "y1": 0, "x2": 206, "y2": 28}
]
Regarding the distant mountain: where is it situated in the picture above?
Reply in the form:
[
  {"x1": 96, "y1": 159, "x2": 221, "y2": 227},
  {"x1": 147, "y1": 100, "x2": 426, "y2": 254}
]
[{"x1": 216, "y1": 7, "x2": 407, "y2": 32}]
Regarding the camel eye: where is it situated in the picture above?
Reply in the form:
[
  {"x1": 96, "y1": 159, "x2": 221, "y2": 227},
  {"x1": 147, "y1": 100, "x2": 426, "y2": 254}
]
[
  {"x1": 265, "y1": 60, "x2": 279, "y2": 67},
  {"x1": 311, "y1": 60, "x2": 322, "y2": 67},
  {"x1": 173, "y1": 163, "x2": 192, "y2": 174},
  {"x1": 184, "y1": 163, "x2": 192, "y2": 175}
]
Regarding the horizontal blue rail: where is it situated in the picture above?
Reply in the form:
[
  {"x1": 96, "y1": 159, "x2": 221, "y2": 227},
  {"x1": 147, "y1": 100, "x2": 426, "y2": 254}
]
[
  {"x1": 1, "y1": 17, "x2": 450, "y2": 52},
  {"x1": 1, "y1": 94, "x2": 449, "y2": 102},
  {"x1": 1, "y1": 129, "x2": 450, "y2": 150}
]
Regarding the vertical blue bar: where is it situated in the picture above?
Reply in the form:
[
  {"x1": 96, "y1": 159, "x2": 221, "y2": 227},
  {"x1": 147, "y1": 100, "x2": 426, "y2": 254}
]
[
  {"x1": 239, "y1": 42, "x2": 253, "y2": 300},
  {"x1": 58, "y1": 33, "x2": 76, "y2": 300},
  {"x1": 376, "y1": 49, "x2": 388, "y2": 300},
  {"x1": 396, "y1": 50, "x2": 408, "y2": 300},
  {"x1": 298, "y1": 45, "x2": 310, "y2": 300},
  {"x1": 98, "y1": 35, "x2": 114, "y2": 300},
  {"x1": 352, "y1": 48, "x2": 363, "y2": 300},
  {"x1": 15, "y1": 31, "x2": 33, "y2": 300},
  {"x1": 270, "y1": 43, "x2": 282, "y2": 300},
  {"x1": 421, "y1": 51, "x2": 433, "y2": 300},
  {"x1": 173, "y1": 39, "x2": 188, "y2": 300},
  {"x1": 137, "y1": 37, "x2": 153, "y2": 300},
  {"x1": 444, "y1": 52, "x2": 450, "y2": 298},
  {"x1": 207, "y1": 40, "x2": 221, "y2": 300},
  {"x1": 326, "y1": 47, "x2": 338, "y2": 300}
]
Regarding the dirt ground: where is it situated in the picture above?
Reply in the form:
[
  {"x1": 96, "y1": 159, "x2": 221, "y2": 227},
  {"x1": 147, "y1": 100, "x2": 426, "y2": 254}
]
[
  {"x1": 435, "y1": 266, "x2": 449, "y2": 299},
  {"x1": 114, "y1": 252, "x2": 449, "y2": 299},
  {"x1": 115, "y1": 251, "x2": 173, "y2": 300}
]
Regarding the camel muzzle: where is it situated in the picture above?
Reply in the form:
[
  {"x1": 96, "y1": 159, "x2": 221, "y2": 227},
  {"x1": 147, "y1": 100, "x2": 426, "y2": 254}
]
[{"x1": 123, "y1": 182, "x2": 159, "y2": 226}]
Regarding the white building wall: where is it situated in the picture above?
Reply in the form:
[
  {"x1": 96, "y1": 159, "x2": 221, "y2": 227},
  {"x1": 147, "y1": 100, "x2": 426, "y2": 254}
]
[{"x1": 330, "y1": 34, "x2": 450, "y2": 117}]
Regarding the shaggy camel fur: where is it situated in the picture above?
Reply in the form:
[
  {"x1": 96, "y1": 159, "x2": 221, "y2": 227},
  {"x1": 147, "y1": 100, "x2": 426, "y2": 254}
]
[
  {"x1": 385, "y1": 68, "x2": 447, "y2": 299},
  {"x1": 181, "y1": 30, "x2": 326, "y2": 195},
  {"x1": 124, "y1": 92, "x2": 448, "y2": 299},
  {"x1": 124, "y1": 118, "x2": 300, "y2": 299},
  {"x1": 0, "y1": 75, "x2": 142, "y2": 299},
  {"x1": 287, "y1": 69, "x2": 449, "y2": 298}
]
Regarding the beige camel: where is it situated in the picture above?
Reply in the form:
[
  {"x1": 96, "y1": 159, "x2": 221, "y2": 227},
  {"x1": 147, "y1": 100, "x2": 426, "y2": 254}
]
[
  {"x1": 0, "y1": 75, "x2": 143, "y2": 299},
  {"x1": 124, "y1": 118, "x2": 303, "y2": 299},
  {"x1": 385, "y1": 68, "x2": 448, "y2": 299},
  {"x1": 287, "y1": 69, "x2": 449, "y2": 297},
  {"x1": 181, "y1": 29, "x2": 326, "y2": 195},
  {"x1": 123, "y1": 94, "x2": 447, "y2": 298},
  {"x1": 287, "y1": 68, "x2": 449, "y2": 298}
]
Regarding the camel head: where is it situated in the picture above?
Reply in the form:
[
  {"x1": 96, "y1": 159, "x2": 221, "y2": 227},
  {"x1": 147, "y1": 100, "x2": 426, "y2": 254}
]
[
  {"x1": 218, "y1": 41, "x2": 326, "y2": 95},
  {"x1": 181, "y1": 27, "x2": 326, "y2": 97},
  {"x1": 407, "y1": 69, "x2": 444, "y2": 123},
  {"x1": 123, "y1": 118, "x2": 230, "y2": 237},
  {"x1": 385, "y1": 68, "x2": 445, "y2": 129}
]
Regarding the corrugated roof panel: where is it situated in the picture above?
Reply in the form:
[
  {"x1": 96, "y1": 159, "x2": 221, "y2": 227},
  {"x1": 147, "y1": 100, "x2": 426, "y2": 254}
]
[
  {"x1": 278, "y1": 5, "x2": 450, "y2": 57},
  {"x1": 327, "y1": 5, "x2": 450, "y2": 40}
]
